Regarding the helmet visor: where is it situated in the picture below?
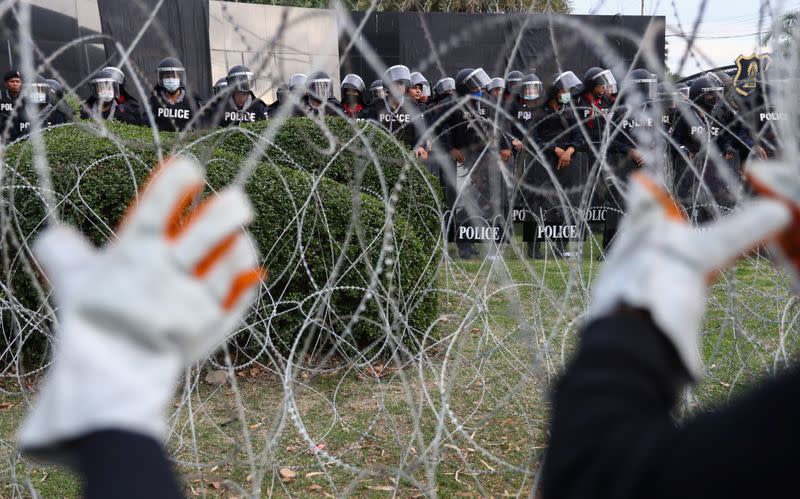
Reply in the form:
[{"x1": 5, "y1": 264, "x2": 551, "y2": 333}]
[
  {"x1": 370, "y1": 85, "x2": 386, "y2": 101},
  {"x1": 308, "y1": 78, "x2": 331, "y2": 100},
  {"x1": 463, "y1": 68, "x2": 491, "y2": 92},
  {"x1": 289, "y1": 74, "x2": 307, "y2": 91},
  {"x1": 434, "y1": 78, "x2": 455, "y2": 95},
  {"x1": 631, "y1": 78, "x2": 658, "y2": 101},
  {"x1": 385, "y1": 65, "x2": 411, "y2": 86},
  {"x1": 554, "y1": 71, "x2": 582, "y2": 93},
  {"x1": 591, "y1": 69, "x2": 617, "y2": 94},
  {"x1": 521, "y1": 80, "x2": 543, "y2": 100},
  {"x1": 228, "y1": 71, "x2": 254, "y2": 92}
]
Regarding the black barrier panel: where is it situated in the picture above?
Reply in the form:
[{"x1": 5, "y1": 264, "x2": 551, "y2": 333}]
[
  {"x1": 518, "y1": 151, "x2": 591, "y2": 220},
  {"x1": 668, "y1": 149, "x2": 742, "y2": 223},
  {"x1": 340, "y1": 12, "x2": 665, "y2": 85},
  {"x1": 97, "y1": 0, "x2": 212, "y2": 100},
  {"x1": 0, "y1": 3, "x2": 106, "y2": 96}
]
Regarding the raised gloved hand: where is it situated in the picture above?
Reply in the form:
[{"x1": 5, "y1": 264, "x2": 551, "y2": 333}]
[
  {"x1": 588, "y1": 172, "x2": 790, "y2": 379},
  {"x1": 745, "y1": 161, "x2": 800, "y2": 290},
  {"x1": 18, "y1": 156, "x2": 264, "y2": 469}
]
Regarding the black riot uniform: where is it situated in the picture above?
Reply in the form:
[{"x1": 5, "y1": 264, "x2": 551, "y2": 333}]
[
  {"x1": 105, "y1": 66, "x2": 142, "y2": 120},
  {"x1": 669, "y1": 76, "x2": 733, "y2": 220},
  {"x1": 357, "y1": 65, "x2": 427, "y2": 152},
  {"x1": 266, "y1": 84, "x2": 288, "y2": 116},
  {"x1": 0, "y1": 70, "x2": 22, "y2": 140},
  {"x1": 436, "y1": 67, "x2": 511, "y2": 258},
  {"x1": 146, "y1": 57, "x2": 204, "y2": 132},
  {"x1": 215, "y1": 65, "x2": 268, "y2": 126},
  {"x1": 602, "y1": 69, "x2": 661, "y2": 253},
  {"x1": 523, "y1": 71, "x2": 585, "y2": 258},
  {"x1": 46, "y1": 78, "x2": 75, "y2": 122},
  {"x1": 11, "y1": 75, "x2": 70, "y2": 141},
  {"x1": 80, "y1": 69, "x2": 141, "y2": 125}
]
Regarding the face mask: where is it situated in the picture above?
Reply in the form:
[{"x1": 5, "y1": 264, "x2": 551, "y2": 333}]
[
  {"x1": 470, "y1": 91, "x2": 483, "y2": 98},
  {"x1": 98, "y1": 90, "x2": 115, "y2": 103},
  {"x1": 346, "y1": 94, "x2": 360, "y2": 105},
  {"x1": 162, "y1": 78, "x2": 180, "y2": 92},
  {"x1": 29, "y1": 91, "x2": 46, "y2": 104},
  {"x1": 558, "y1": 93, "x2": 571, "y2": 104}
]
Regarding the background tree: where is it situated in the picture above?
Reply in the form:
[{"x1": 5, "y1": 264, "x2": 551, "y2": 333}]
[{"x1": 225, "y1": 0, "x2": 571, "y2": 13}]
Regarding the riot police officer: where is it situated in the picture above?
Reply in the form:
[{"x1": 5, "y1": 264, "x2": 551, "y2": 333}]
[
  {"x1": 432, "y1": 77, "x2": 455, "y2": 105},
  {"x1": 525, "y1": 71, "x2": 585, "y2": 258},
  {"x1": 367, "y1": 79, "x2": 385, "y2": 106},
  {"x1": 507, "y1": 73, "x2": 543, "y2": 152},
  {"x1": 296, "y1": 71, "x2": 342, "y2": 117},
  {"x1": 438, "y1": 67, "x2": 511, "y2": 258},
  {"x1": 504, "y1": 70, "x2": 523, "y2": 107},
  {"x1": 266, "y1": 83, "x2": 288, "y2": 116},
  {"x1": 0, "y1": 70, "x2": 21, "y2": 139},
  {"x1": 146, "y1": 57, "x2": 204, "y2": 132},
  {"x1": 602, "y1": 69, "x2": 661, "y2": 253},
  {"x1": 11, "y1": 75, "x2": 70, "y2": 141},
  {"x1": 357, "y1": 65, "x2": 428, "y2": 160},
  {"x1": 215, "y1": 65, "x2": 269, "y2": 126},
  {"x1": 45, "y1": 78, "x2": 75, "y2": 122},
  {"x1": 80, "y1": 68, "x2": 141, "y2": 124},
  {"x1": 670, "y1": 76, "x2": 730, "y2": 220},
  {"x1": 487, "y1": 77, "x2": 505, "y2": 101},
  {"x1": 409, "y1": 72, "x2": 429, "y2": 107},
  {"x1": 102, "y1": 66, "x2": 142, "y2": 121},
  {"x1": 340, "y1": 73, "x2": 365, "y2": 118},
  {"x1": 212, "y1": 77, "x2": 228, "y2": 96},
  {"x1": 105, "y1": 66, "x2": 141, "y2": 113}
]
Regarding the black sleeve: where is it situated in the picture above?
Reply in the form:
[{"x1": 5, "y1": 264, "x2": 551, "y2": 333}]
[
  {"x1": 76, "y1": 430, "x2": 184, "y2": 499},
  {"x1": 543, "y1": 313, "x2": 800, "y2": 499}
]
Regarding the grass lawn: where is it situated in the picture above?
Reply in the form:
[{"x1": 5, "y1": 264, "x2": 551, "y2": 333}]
[{"x1": 1, "y1": 234, "x2": 795, "y2": 498}]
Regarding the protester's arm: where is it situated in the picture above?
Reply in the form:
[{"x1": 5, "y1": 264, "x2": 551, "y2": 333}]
[
  {"x1": 77, "y1": 430, "x2": 183, "y2": 499},
  {"x1": 17, "y1": 156, "x2": 264, "y2": 498},
  {"x1": 543, "y1": 167, "x2": 798, "y2": 499},
  {"x1": 545, "y1": 310, "x2": 800, "y2": 499}
]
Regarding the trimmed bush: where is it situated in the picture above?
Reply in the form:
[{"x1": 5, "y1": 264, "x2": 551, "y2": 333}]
[{"x1": 2, "y1": 118, "x2": 442, "y2": 366}]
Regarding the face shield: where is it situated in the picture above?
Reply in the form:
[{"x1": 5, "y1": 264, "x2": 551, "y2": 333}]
[
  {"x1": 341, "y1": 74, "x2": 365, "y2": 93},
  {"x1": 520, "y1": 80, "x2": 543, "y2": 101},
  {"x1": 308, "y1": 78, "x2": 331, "y2": 101},
  {"x1": 213, "y1": 80, "x2": 228, "y2": 95},
  {"x1": 26, "y1": 82, "x2": 49, "y2": 105},
  {"x1": 288, "y1": 74, "x2": 307, "y2": 93},
  {"x1": 157, "y1": 67, "x2": 184, "y2": 92},
  {"x1": 462, "y1": 68, "x2": 491, "y2": 92},
  {"x1": 590, "y1": 69, "x2": 617, "y2": 94},
  {"x1": 554, "y1": 71, "x2": 582, "y2": 94},
  {"x1": 369, "y1": 85, "x2": 386, "y2": 102},
  {"x1": 385, "y1": 65, "x2": 411, "y2": 86},
  {"x1": 434, "y1": 78, "x2": 455, "y2": 96},
  {"x1": 90, "y1": 77, "x2": 117, "y2": 103},
  {"x1": 630, "y1": 77, "x2": 658, "y2": 101},
  {"x1": 228, "y1": 71, "x2": 255, "y2": 92}
]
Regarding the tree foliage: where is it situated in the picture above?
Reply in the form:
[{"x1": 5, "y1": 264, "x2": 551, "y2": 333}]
[{"x1": 224, "y1": 0, "x2": 571, "y2": 14}]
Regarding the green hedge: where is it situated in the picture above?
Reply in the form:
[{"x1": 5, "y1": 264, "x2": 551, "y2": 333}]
[{"x1": 2, "y1": 118, "x2": 442, "y2": 366}]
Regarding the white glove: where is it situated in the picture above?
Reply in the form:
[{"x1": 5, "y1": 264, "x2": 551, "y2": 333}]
[
  {"x1": 588, "y1": 172, "x2": 790, "y2": 379},
  {"x1": 17, "y1": 156, "x2": 264, "y2": 469},
  {"x1": 746, "y1": 161, "x2": 800, "y2": 291}
]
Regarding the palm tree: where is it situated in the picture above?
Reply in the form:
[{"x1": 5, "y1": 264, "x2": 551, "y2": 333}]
[{"x1": 760, "y1": 10, "x2": 798, "y2": 49}]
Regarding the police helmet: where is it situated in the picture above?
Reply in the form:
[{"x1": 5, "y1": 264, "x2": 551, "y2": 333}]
[
  {"x1": 157, "y1": 57, "x2": 185, "y2": 91},
  {"x1": 227, "y1": 65, "x2": 255, "y2": 93}
]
